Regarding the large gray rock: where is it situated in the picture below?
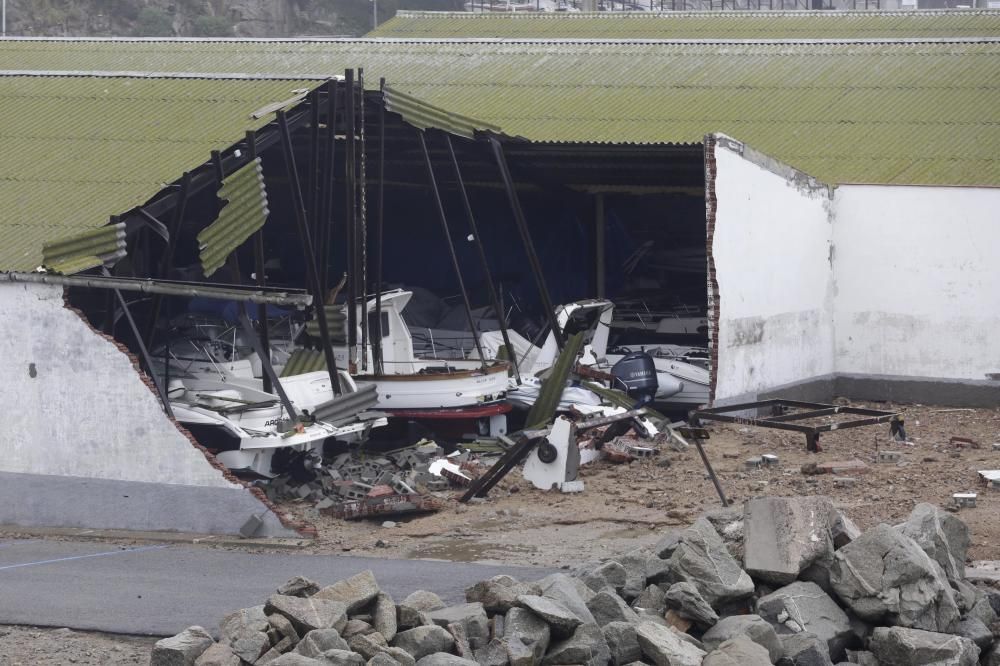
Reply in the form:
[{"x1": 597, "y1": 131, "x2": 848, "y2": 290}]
[
  {"x1": 279, "y1": 576, "x2": 322, "y2": 598},
  {"x1": 830, "y1": 511, "x2": 861, "y2": 550},
  {"x1": 515, "y1": 595, "x2": 582, "y2": 638},
  {"x1": 269, "y1": 613, "x2": 301, "y2": 643},
  {"x1": 426, "y1": 603, "x2": 489, "y2": 649},
  {"x1": 542, "y1": 623, "x2": 611, "y2": 666},
  {"x1": 194, "y1": 643, "x2": 241, "y2": 666},
  {"x1": 536, "y1": 574, "x2": 597, "y2": 625},
  {"x1": 869, "y1": 626, "x2": 980, "y2": 666},
  {"x1": 315, "y1": 651, "x2": 366, "y2": 666},
  {"x1": 983, "y1": 643, "x2": 1000, "y2": 666},
  {"x1": 373, "y1": 593, "x2": 398, "y2": 642},
  {"x1": 230, "y1": 630, "x2": 270, "y2": 663},
  {"x1": 267, "y1": 594, "x2": 349, "y2": 635},
  {"x1": 743, "y1": 497, "x2": 834, "y2": 586},
  {"x1": 664, "y1": 582, "x2": 718, "y2": 627},
  {"x1": 504, "y1": 607, "x2": 551, "y2": 666},
  {"x1": 414, "y1": 653, "x2": 479, "y2": 666},
  {"x1": 466, "y1": 576, "x2": 539, "y2": 615},
  {"x1": 955, "y1": 617, "x2": 992, "y2": 649},
  {"x1": 967, "y1": 593, "x2": 998, "y2": 627},
  {"x1": 702, "y1": 615, "x2": 782, "y2": 664},
  {"x1": 778, "y1": 633, "x2": 832, "y2": 666},
  {"x1": 581, "y1": 561, "x2": 628, "y2": 596},
  {"x1": 392, "y1": 626, "x2": 456, "y2": 660},
  {"x1": 220, "y1": 606, "x2": 269, "y2": 644},
  {"x1": 632, "y1": 585, "x2": 667, "y2": 615},
  {"x1": 666, "y1": 518, "x2": 754, "y2": 608},
  {"x1": 403, "y1": 591, "x2": 445, "y2": 612},
  {"x1": 315, "y1": 571, "x2": 381, "y2": 613},
  {"x1": 349, "y1": 633, "x2": 390, "y2": 661},
  {"x1": 897, "y1": 503, "x2": 969, "y2": 581},
  {"x1": 473, "y1": 639, "x2": 509, "y2": 666},
  {"x1": 703, "y1": 507, "x2": 746, "y2": 562},
  {"x1": 587, "y1": 590, "x2": 640, "y2": 627},
  {"x1": 653, "y1": 531, "x2": 682, "y2": 559},
  {"x1": 616, "y1": 549, "x2": 652, "y2": 601},
  {"x1": 603, "y1": 621, "x2": 642, "y2": 666},
  {"x1": 295, "y1": 629, "x2": 351, "y2": 657},
  {"x1": 634, "y1": 622, "x2": 705, "y2": 666},
  {"x1": 151, "y1": 626, "x2": 215, "y2": 666},
  {"x1": 829, "y1": 524, "x2": 960, "y2": 633},
  {"x1": 703, "y1": 635, "x2": 773, "y2": 666},
  {"x1": 645, "y1": 557, "x2": 673, "y2": 585},
  {"x1": 757, "y1": 582, "x2": 854, "y2": 661},
  {"x1": 272, "y1": 655, "x2": 325, "y2": 666}
]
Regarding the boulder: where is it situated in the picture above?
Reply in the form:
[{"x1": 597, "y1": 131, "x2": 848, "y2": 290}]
[
  {"x1": 869, "y1": 626, "x2": 980, "y2": 666},
  {"x1": 296, "y1": 629, "x2": 351, "y2": 657},
  {"x1": 271, "y1": 655, "x2": 325, "y2": 666},
  {"x1": 756, "y1": 581, "x2": 854, "y2": 661},
  {"x1": 373, "y1": 593, "x2": 398, "y2": 642},
  {"x1": 634, "y1": 622, "x2": 706, "y2": 666},
  {"x1": 515, "y1": 595, "x2": 583, "y2": 638},
  {"x1": 843, "y1": 650, "x2": 878, "y2": 666},
  {"x1": 645, "y1": 558, "x2": 673, "y2": 585},
  {"x1": 743, "y1": 497, "x2": 834, "y2": 585},
  {"x1": 664, "y1": 582, "x2": 718, "y2": 627},
  {"x1": 653, "y1": 531, "x2": 682, "y2": 559},
  {"x1": 632, "y1": 585, "x2": 667, "y2": 615},
  {"x1": 702, "y1": 635, "x2": 773, "y2": 666},
  {"x1": 778, "y1": 633, "x2": 833, "y2": 666},
  {"x1": 542, "y1": 623, "x2": 611, "y2": 666},
  {"x1": 414, "y1": 653, "x2": 479, "y2": 666},
  {"x1": 392, "y1": 626, "x2": 456, "y2": 660},
  {"x1": 616, "y1": 549, "x2": 652, "y2": 601},
  {"x1": 349, "y1": 633, "x2": 390, "y2": 660},
  {"x1": 536, "y1": 574, "x2": 597, "y2": 625},
  {"x1": 587, "y1": 590, "x2": 640, "y2": 627},
  {"x1": 151, "y1": 626, "x2": 215, "y2": 666},
  {"x1": 983, "y1": 643, "x2": 1000, "y2": 666},
  {"x1": 967, "y1": 593, "x2": 998, "y2": 628},
  {"x1": 955, "y1": 617, "x2": 992, "y2": 649},
  {"x1": 581, "y1": 561, "x2": 628, "y2": 596},
  {"x1": 220, "y1": 606, "x2": 269, "y2": 644},
  {"x1": 703, "y1": 507, "x2": 746, "y2": 562},
  {"x1": 603, "y1": 621, "x2": 642, "y2": 665},
  {"x1": 344, "y1": 620, "x2": 376, "y2": 639},
  {"x1": 230, "y1": 630, "x2": 271, "y2": 663},
  {"x1": 402, "y1": 591, "x2": 445, "y2": 612},
  {"x1": 829, "y1": 525, "x2": 960, "y2": 633},
  {"x1": 397, "y1": 606, "x2": 433, "y2": 631},
  {"x1": 315, "y1": 571, "x2": 381, "y2": 613},
  {"x1": 897, "y1": 503, "x2": 969, "y2": 581},
  {"x1": 367, "y1": 655, "x2": 398, "y2": 666},
  {"x1": 267, "y1": 595, "x2": 349, "y2": 635},
  {"x1": 426, "y1": 603, "x2": 489, "y2": 649},
  {"x1": 279, "y1": 576, "x2": 322, "y2": 598},
  {"x1": 702, "y1": 615, "x2": 782, "y2": 664},
  {"x1": 466, "y1": 576, "x2": 539, "y2": 615},
  {"x1": 194, "y1": 643, "x2": 241, "y2": 666},
  {"x1": 473, "y1": 638, "x2": 510, "y2": 666},
  {"x1": 315, "y1": 651, "x2": 366, "y2": 666},
  {"x1": 666, "y1": 518, "x2": 754, "y2": 608},
  {"x1": 830, "y1": 511, "x2": 861, "y2": 550},
  {"x1": 445, "y1": 622, "x2": 471, "y2": 658},
  {"x1": 269, "y1": 613, "x2": 301, "y2": 643},
  {"x1": 503, "y1": 607, "x2": 551, "y2": 666}
]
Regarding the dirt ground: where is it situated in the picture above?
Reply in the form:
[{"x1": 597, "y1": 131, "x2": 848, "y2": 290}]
[{"x1": 3, "y1": 401, "x2": 998, "y2": 661}]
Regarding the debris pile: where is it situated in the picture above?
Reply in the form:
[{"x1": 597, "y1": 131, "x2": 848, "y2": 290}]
[
  {"x1": 264, "y1": 442, "x2": 484, "y2": 520},
  {"x1": 153, "y1": 496, "x2": 1000, "y2": 665}
]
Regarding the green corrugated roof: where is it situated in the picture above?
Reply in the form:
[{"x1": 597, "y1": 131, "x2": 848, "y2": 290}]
[
  {"x1": 0, "y1": 75, "x2": 305, "y2": 271},
  {"x1": 368, "y1": 9, "x2": 1000, "y2": 39}
]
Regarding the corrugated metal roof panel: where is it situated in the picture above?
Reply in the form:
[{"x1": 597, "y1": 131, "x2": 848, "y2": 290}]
[
  {"x1": 368, "y1": 9, "x2": 1000, "y2": 39},
  {"x1": 197, "y1": 157, "x2": 269, "y2": 277},
  {"x1": 41, "y1": 222, "x2": 126, "y2": 274},
  {"x1": 383, "y1": 85, "x2": 502, "y2": 138}
]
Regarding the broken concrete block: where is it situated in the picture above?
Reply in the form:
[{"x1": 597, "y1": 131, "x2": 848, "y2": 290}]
[
  {"x1": 869, "y1": 626, "x2": 980, "y2": 666},
  {"x1": 536, "y1": 573, "x2": 597, "y2": 626},
  {"x1": 295, "y1": 629, "x2": 350, "y2": 657},
  {"x1": 315, "y1": 571, "x2": 381, "y2": 613},
  {"x1": 666, "y1": 518, "x2": 754, "y2": 608},
  {"x1": 953, "y1": 493, "x2": 977, "y2": 508},
  {"x1": 586, "y1": 589, "x2": 640, "y2": 627},
  {"x1": 896, "y1": 502, "x2": 970, "y2": 581},
  {"x1": 631, "y1": 584, "x2": 667, "y2": 615},
  {"x1": 634, "y1": 621, "x2": 706, "y2": 666},
  {"x1": 877, "y1": 451, "x2": 902, "y2": 464},
  {"x1": 757, "y1": 581, "x2": 854, "y2": 662},
  {"x1": 602, "y1": 621, "x2": 641, "y2": 666},
  {"x1": 580, "y1": 560, "x2": 628, "y2": 596},
  {"x1": 832, "y1": 478, "x2": 856, "y2": 488},
  {"x1": 815, "y1": 461, "x2": 868, "y2": 475},
  {"x1": 426, "y1": 603, "x2": 489, "y2": 649},
  {"x1": 664, "y1": 582, "x2": 719, "y2": 627},
  {"x1": 514, "y1": 595, "x2": 582, "y2": 638},
  {"x1": 466, "y1": 576, "x2": 539, "y2": 615},
  {"x1": 373, "y1": 592, "x2": 398, "y2": 642},
  {"x1": 542, "y1": 623, "x2": 611, "y2": 666},
  {"x1": 402, "y1": 591, "x2": 445, "y2": 612},
  {"x1": 743, "y1": 496, "x2": 835, "y2": 585},
  {"x1": 778, "y1": 632, "x2": 833, "y2": 666},
  {"x1": 279, "y1": 576, "x2": 321, "y2": 598},
  {"x1": 745, "y1": 457, "x2": 764, "y2": 470},
  {"x1": 702, "y1": 615, "x2": 782, "y2": 664},
  {"x1": 151, "y1": 626, "x2": 215, "y2": 666},
  {"x1": 702, "y1": 635, "x2": 773, "y2": 666},
  {"x1": 220, "y1": 606, "x2": 269, "y2": 644},
  {"x1": 267, "y1": 595, "x2": 349, "y2": 635},
  {"x1": 193, "y1": 642, "x2": 240, "y2": 666},
  {"x1": 503, "y1": 607, "x2": 551, "y2": 666},
  {"x1": 829, "y1": 524, "x2": 960, "y2": 633},
  {"x1": 391, "y1": 625, "x2": 456, "y2": 660},
  {"x1": 414, "y1": 654, "x2": 478, "y2": 666}
]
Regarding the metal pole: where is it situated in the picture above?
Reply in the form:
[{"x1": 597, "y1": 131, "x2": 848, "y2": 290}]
[
  {"x1": 146, "y1": 171, "x2": 191, "y2": 347},
  {"x1": 443, "y1": 133, "x2": 520, "y2": 384},
  {"x1": 358, "y1": 68, "x2": 369, "y2": 372},
  {"x1": 488, "y1": 136, "x2": 565, "y2": 349},
  {"x1": 344, "y1": 70, "x2": 358, "y2": 364},
  {"x1": 245, "y1": 130, "x2": 272, "y2": 394},
  {"x1": 418, "y1": 131, "x2": 488, "y2": 371},
  {"x1": 236, "y1": 307, "x2": 297, "y2": 420},
  {"x1": 693, "y1": 438, "x2": 729, "y2": 507},
  {"x1": 309, "y1": 90, "x2": 321, "y2": 251},
  {"x1": 277, "y1": 109, "x2": 342, "y2": 394},
  {"x1": 595, "y1": 193, "x2": 605, "y2": 300},
  {"x1": 320, "y1": 79, "x2": 339, "y2": 297},
  {"x1": 372, "y1": 78, "x2": 386, "y2": 376}
]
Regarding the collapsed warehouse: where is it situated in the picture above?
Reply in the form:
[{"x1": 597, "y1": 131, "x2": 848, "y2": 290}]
[{"x1": 1, "y1": 22, "x2": 998, "y2": 537}]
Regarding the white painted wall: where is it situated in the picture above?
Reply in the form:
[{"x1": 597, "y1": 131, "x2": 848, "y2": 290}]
[
  {"x1": 0, "y1": 282, "x2": 237, "y2": 488},
  {"x1": 833, "y1": 185, "x2": 1000, "y2": 381},
  {"x1": 711, "y1": 138, "x2": 835, "y2": 402}
]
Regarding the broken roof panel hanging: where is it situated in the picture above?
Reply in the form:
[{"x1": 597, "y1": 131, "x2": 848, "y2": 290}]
[
  {"x1": 197, "y1": 157, "x2": 269, "y2": 277},
  {"x1": 41, "y1": 222, "x2": 126, "y2": 275}
]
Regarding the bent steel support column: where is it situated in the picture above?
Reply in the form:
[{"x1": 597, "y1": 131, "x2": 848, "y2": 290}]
[
  {"x1": 489, "y1": 136, "x2": 565, "y2": 350},
  {"x1": 245, "y1": 130, "x2": 272, "y2": 394},
  {"x1": 237, "y1": 307, "x2": 297, "y2": 421},
  {"x1": 444, "y1": 133, "x2": 520, "y2": 384},
  {"x1": 418, "y1": 131, "x2": 487, "y2": 371},
  {"x1": 277, "y1": 109, "x2": 341, "y2": 395}
]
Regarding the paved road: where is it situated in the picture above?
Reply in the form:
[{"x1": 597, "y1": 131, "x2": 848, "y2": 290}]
[{"x1": 0, "y1": 539, "x2": 554, "y2": 637}]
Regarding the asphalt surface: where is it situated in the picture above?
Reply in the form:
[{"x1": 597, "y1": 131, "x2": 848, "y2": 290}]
[{"x1": 0, "y1": 539, "x2": 555, "y2": 637}]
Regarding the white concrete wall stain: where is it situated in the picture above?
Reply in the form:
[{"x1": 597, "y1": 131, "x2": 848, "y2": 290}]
[
  {"x1": 833, "y1": 185, "x2": 1000, "y2": 381},
  {"x1": 0, "y1": 282, "x2": 238, "y2": 488},
  {"x1": 712, "y1": 142, "x2": 836, "y2": 401}
]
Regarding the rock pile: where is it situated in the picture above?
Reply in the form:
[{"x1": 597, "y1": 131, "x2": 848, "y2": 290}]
[{"x1": 151, "y1": 497, "x2": 1000, "y2": 666}]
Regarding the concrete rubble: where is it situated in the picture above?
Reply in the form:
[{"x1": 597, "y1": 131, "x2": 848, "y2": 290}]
[{"x1": 153, "y1": 496, "x2": 998, "y2": 666}]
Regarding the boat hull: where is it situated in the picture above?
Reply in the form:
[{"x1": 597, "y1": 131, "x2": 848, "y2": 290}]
[{"x1": 355, "y1": 363, "x2": 509, "y2": 411}]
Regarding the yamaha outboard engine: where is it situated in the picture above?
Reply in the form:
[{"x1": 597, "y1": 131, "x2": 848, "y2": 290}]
[{"x1": 610, "y1": 351, "x2": 658, "y2": 407}]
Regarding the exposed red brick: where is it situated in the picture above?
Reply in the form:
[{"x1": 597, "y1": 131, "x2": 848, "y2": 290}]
[{"x1": 704, "y1": 135, "x2": 720, "y2": 406}]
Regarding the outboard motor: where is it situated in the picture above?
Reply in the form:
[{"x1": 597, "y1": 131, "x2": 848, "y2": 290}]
[{"x1": 610, "y1": 351, "x2": 658, "y2": 407}]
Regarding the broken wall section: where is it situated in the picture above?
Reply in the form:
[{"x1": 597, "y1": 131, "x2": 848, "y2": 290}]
[
  {"x1": 0, "y1": 282, "x2": 297, "y2": 536},
  {"x1": 709, "y1": 134, "x2": 836, "y2": 404}
]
